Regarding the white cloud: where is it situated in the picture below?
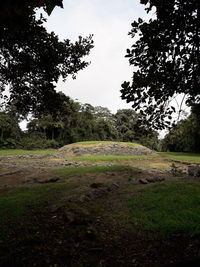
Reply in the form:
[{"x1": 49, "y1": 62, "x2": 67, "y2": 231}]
[{"x1": 42, "y1": 0, "x2": 150, "y2": 113}]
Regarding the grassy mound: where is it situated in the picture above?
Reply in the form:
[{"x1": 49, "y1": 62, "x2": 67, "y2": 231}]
[
  {"x1": 66, "y1": 141, "x2": 142, "y2": 146},
  {"x1": 59, "y1": 141, "x2": 155, "y2": 157}
]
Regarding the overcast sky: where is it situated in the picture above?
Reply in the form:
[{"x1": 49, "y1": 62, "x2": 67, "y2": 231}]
[{"x1": 42, "y1": 0, "x2": 151, "y2": 113}]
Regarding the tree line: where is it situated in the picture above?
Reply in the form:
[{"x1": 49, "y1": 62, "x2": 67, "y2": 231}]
[{"x1": 0, "y1": 92, "x2": 158, "y2": 150}]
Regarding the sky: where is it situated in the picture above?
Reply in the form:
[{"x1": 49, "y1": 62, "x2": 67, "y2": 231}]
[{"x1": 42, "y1": 0, "x2": 152, "y2": 113}]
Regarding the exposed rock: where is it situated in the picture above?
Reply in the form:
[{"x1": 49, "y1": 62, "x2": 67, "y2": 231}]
[
  {"x1": 170, "y1": 163, "x2": 183, "y2": 176},
  {"x1": 64, "y1": 208, "x2": 91, "y2": 225},
  {"x1": 139, "y1": 178, "x2": 149, "y2": 184},
  {"x1": 38, "y1": 177, "x2": 61, "y2": 183},
  {"x1": 91, "y1": 188, "x2": 106, "y2": 197},
  {"x1": 157, "y1": 177, "x2": 165, "y2": 182},
  {"x1": 188, "y1": 164, "x2": 200, "y2": 177},
  {"x1": 0, "y1": 170, "x2": 22, "y2": 177},
  {"x1": 80, "y1": 194, "x2": 91, "y2": 203},
  {"x1": 23, "y1": 177, "x2": 39, "y2": 183},
  {"x1": 0, "y1": 154, "x2": 54, "y2": 161},
  {"x1": 90, "y1": 183, "x2": 104, "y2": 188},
  {"x1": 106, "y1": 183, "x2": 120, "y2": 191},
  {"x1": 49, "y1": 205, "x2": 61, "y2": 213},
  {"x1": 80, "y1": 188, "x2": 107, "y2": 203},
  {"x1": 146, "y1": 176, "x2": 165, "y2": 183},
  {"x1": 146, "y1": 177, "x2": 156, "y2": 183},
  {"x1": 139, "y1": 177, "x2": 165, "y2": 184}
]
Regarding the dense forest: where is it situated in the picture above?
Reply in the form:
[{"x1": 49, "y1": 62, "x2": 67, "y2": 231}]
[
  {"x1": 2, "y1": 91, "x2": 200, "y2": 153},
  {"x1": 0, "y1": 91, "x2": 159, "y2": 150}
]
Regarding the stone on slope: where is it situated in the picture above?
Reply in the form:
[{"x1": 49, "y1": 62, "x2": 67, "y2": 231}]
[
  {"x1": 58, "y1": 142, "x2": 156, "y2": 157},
  {"x1": 188, "y1": 164, "x2": 200, "y2": 177}
]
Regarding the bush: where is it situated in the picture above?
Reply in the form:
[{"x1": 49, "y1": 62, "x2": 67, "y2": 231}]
[
  {"x1": 20, "y1": 133, "x2": 60, "y2": 150},
  {"x1": 0, "y1": 138, "x2": 20, "y2": 149}
]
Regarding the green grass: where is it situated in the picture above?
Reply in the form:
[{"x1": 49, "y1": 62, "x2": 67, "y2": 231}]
[
  {"x1": 70, "y1": 155, "x2": 158, "y2": 162},
  {"x1": 69, "y1": 141, "x2": 142, "y2": 147},
  {"x1": 53, "y1": 165, "x2": 133, "y2": 176},
  {"x1": 128, "y1": 182, "x2": 200, "y2": 236},
  {"x1": 0, "y1": 149, "x2": 56, "y2": 156},
  {"x1": 161, "y1": 152, "x2": 200, "y2": 163}
]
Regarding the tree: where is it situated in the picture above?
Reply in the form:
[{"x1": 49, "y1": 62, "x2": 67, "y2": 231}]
[
  {"x1": 27, "y1": 92, "x2": 80, "y2": 142},
  {"x1": 114, "y1": 108, "x2": 158, "y2": 149},
  {"x1": 162, "y1": 104, "x2": 200, "y2": 152},
  {"x1": 121, "y1": 0, "x2": 200, "y2": 129},
  {"x1": 0, "y1": 110, "x2": 22, "y2": 148},
  {"x1": 0, "y1": 1, "x2": 93, "y2": 115},
  {"x1": 93, "y1": 106, "x2": 113, "y2": 121},
  {"x1": 25, "y1": 94, "x2": 159, "y2": 149},
  {"x1": 114, "y1": 109, "x2": 141, "y2": 142},
  {"x1": 0, "y1": 0, "x2": 63, "y2": 22}
]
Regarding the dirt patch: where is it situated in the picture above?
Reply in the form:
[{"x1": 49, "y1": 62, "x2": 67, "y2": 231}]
[{"x1": 0, "y1": 157, "x2": 188, "y2": 187}]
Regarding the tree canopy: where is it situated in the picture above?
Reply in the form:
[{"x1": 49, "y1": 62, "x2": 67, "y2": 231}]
[
  {"x1": 0, "y1": 0, "x2": 93, "y2": 115},
  {"x1": 121, "y1": 0, "x2": 200, "y2": 129},
  {"x1": 0, "y1": 93, "x2": 159, "y2": 150},
  {"x1": 0, "y1": 0, "x2": 63, "y2": 21}
]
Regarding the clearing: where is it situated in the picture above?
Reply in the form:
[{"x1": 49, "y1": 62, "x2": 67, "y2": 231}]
[{"x1": 0, "y1": 141, "x2": 200, "y2": 267}]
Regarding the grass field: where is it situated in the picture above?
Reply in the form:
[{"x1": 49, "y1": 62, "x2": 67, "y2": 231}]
[
  {"x1": 161, "y1": 152, "x2": 200, "y2": 162},
  {"x1": 70, "y1": 155, "x2": 158, "y2": 162},
  {"x1": 2, "y1": 142, "x2": 200, "y2": 164},
  {"x1": 53, "y1": 165, "x2": 133, "y2": 176},
  {"x1": 129, "y1": 182, "x2": 200, "y2": 235},
  {"x1": 0, "y1": 149, "x2": 56, "y2": 156}
]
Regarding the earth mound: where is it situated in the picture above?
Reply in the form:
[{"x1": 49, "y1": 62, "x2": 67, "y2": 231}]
[{"x1": 58, "y1": 141, "x2": 155, "y2": 157}]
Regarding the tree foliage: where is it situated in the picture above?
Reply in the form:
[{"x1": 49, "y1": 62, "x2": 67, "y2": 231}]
[
  {"x1": 162, "y1": 104, "x2": 200, "y2": 152},
  {"x1": 0, "y1": 0, "x2": 93, "y2": 115},
  {"x1": 0, "y1": 109, "x2": 22, "y2": 148},
  {"x1": 114, "y1": 109, "x2": 158, "y2": 149},
  {"x1": 0, "y1": 93, "x2": 159, "y2": 150},
  {"x1": 121, "y1": 0, "x2": 200, "y2": 129},
  {"x1": 0, "y1": 0, "x2": 63, "y2": 21}
]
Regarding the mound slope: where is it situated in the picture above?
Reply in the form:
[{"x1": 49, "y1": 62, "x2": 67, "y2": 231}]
[{"x1": 58, "y1": 141, "x2": 155, "y2": 157}]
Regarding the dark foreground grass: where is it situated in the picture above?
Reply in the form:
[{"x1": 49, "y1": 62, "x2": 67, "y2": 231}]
[
  {"x1": 128, "y1": 182, "x2": 200, "y2": 236},
  {"x1": 161, "y1": 152, "x2": 200, "y2": 163},
  {"x1": 0, "y1": 183, "x2": 77, "y2": 226},
  {"x1": 53, "y1": 165, "x2": 134, "y2": 177},
  {"x1": 0, "y1": 183, "x2": 80, "y2": 266}
]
